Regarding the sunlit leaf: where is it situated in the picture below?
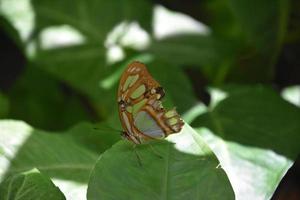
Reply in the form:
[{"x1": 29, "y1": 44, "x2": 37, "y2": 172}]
[
  {"x1": 194, "y1": 128, "x2": 292, "y2": 200},
  {"x1": 192, "y1": 85, "x2": 300, "y2": 160},
  {"x1": 0, "y1": 0, "x2": 35, "y2": 41},
  {"x1": 87, "y1": 124, "x2": 234, "y2": 200},
  {"x1": 0, "y1": 168, "x2": 66, "y2": 200},
  {"x1": 189, "y1": 86, "x2": 297, "y2": 199},
  {"x1": 281, "y1": 85, "x2": 300, "y2": 107},
  {"x1": 0, "y1": 120, "x2": 107, "y2": 200}
]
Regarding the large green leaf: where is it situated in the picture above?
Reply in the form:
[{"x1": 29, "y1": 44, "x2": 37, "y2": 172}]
[
  {"x1": 189, "y1": 86, "x2": 296, "y2": 199},
  {"x1": 0, "y1": 92, "x2": 9, "y2": 118},
  {"x1": 32, "y1": 0, "x2": 153, "y2": 41},
  {"x1": 65, "y1": 122, "x2": 120, "y2": 154},
  {"x1": 227, "y1": 0, "x2": 289, "y2": 81},
  {"x1": 191, "y1": 0, "x2": 289, "y2": 82},
  {"x1": 33, "y1": 49, "x2": 154, "y2": 119},
  {"x1": 194, "y1": 128, "x2": 292, "y2": 200},
  {"x1": 1, "y1": 0, "x2": 154, "y2": 120},
  {"x1": 149, "y1": 34, "x2": 237, "y2": 68},
  {"x1": 87, "y1": 124, "x2": 234, "y2": 200},
  {"x1": 229, "y1": 0, "x2": 288, "y2": 53},
  {"x1": 0, "y1": 0, "x2": 153, "y2": 42},
  {"x1": 33, "y1": 44, "x2": 108, "y2": 104},
  {"x1": 35, "y1": 48, "x2": 198, "y2": 121},
  {"x1": 8, "y1": 66, "x2": 93, "y2": 130},
  {"x1": 0, "y1": 120, "x2": 117, "y2": 200},
  {"x1": 148, "y1": 34, "x2": 239, "y2": 84},
  {"x1": 0, "y1": 168, "x2": 65, "y2": 200},
  {"x1": 192, "y1": 85, "x2": 300, "y2": 160}
]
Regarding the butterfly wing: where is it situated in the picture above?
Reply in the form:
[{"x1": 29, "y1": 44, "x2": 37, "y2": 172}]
[{"x1": 118, "y1": 61, "x2": 184, "y2": 144}]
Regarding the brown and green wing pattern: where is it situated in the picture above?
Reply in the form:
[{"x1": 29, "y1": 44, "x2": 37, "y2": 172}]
[{"x1": 117, "y1": 61, "x2": 184, "y2": 144}]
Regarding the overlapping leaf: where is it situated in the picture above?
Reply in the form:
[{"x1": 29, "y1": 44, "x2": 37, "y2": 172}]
[
  {"x1": 8, "y1": 66, "x2": 93, "y2": 130},
  {"x1": 192, "y1": 86, "x2": 300, "y2": 160},
  {"x1": 0, "y1": 168, "x2": 66, "y2": 200},
  {"x1": 191, "y1": 85, "x2": 300, "y2": 200},
  {"x1": 32, "y1": 0, "x2": 153, "y2": 41},
  {"x1": 87, "y1": 124, "x2": 234, "y2": 200},
  {"x1": 0, "y1": 120, "x2": 119, "y2": 199}
]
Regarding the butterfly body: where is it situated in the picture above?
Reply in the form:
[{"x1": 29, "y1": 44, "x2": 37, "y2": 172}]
[{"x1": 118, "y1": 61, "x2": 184, "y2": 144}]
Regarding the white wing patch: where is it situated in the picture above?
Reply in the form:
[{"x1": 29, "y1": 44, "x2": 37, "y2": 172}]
[{"x1": 134, "y1": 111, "x2": 165, "y2": 138}]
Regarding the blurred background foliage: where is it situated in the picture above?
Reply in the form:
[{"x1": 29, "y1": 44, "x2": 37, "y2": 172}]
[{"x1": 0, "y1": 0, "x2": 300, "y2": 199}]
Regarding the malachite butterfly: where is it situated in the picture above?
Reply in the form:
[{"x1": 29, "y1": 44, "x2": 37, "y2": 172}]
[{"x1": 117, "y1": 61, "x2": 184, "y2": 144}]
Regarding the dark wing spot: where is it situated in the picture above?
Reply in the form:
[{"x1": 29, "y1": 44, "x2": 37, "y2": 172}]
[{"x1": 155, "y1": 87, "x2": 165, "y2": 100}]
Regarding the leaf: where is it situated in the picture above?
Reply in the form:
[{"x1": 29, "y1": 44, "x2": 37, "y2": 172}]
[
  {"x1": 194, "y1": 128, "x2": 292, "y2": 200},
  {"x1": 148, "y1": 34, "x2": 239, "y2": 84},
  {"x1": 2, "y1": 0, "x2": 154, "y2": 120},
  {"x1": 197, "y1": 0, "x2": 289, "y2": 82},
  {"x1": 34, "y1": 44, "x2": 107, "y2": 101},
  {"x1": 228, "y1": 0, "x2": 289, "y2": 81},
  {"x1": 0, "y1": 120, "x2": 110, "y2": 200},
  {"x1": 229, "y1": 0, "x2": 288, "y2": 53},
  {"x1": 149, "y1": 34, "x2": 237, "y2": 67},
  {"x1": 0, "y1": 92, "x2": 9, "y2": 118},
  {"x1": 190, "y1": 85, "x2": 299, "y2": 199},
  {"x1": 281, "y1": 85, "x2": 300, "y2": 107},
  {"x1": 0, "y1": 15, "x2": 24, "y2": 50},
  {"x1": 65, "y1": 122, "x2": 120, "y2": 154},
  {"x1": 8, "y1": 66, "x2": 94, "y2": 130},
  {"x1": 147, "y1": 60, "x2": 198, "y2": 113},
  {"x1": 0, "y1": 0, "x2": 35, "y2": 42},
  {"x1": 32, "y1": 0, "x2": 153, "y2": 41},
  {"x1": 87, "y1": 124, "x2": 234, "y2": 200},
  {"x1": 0, "y1": 168, "x2": 66, "y2": 200},
  {"x1": 33, "y1": 45, "x2": 128, "y2": 119},
  {"x1": 192, "y1": 85, "x2": 300, "y2": 160}
]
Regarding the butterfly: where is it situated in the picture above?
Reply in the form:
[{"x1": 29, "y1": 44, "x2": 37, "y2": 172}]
[{"x1": 117, "y1": 61, "x2": 184, "y2": 144}]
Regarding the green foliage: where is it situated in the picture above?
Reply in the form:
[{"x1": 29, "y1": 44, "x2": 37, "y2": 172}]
[
  {"x1": 0, "y1": 0, "x2": 299, "y2": 199},
  {"x1": 0, "y1": 92, "x2": 9, "y2": 118},
  {"x1": 191, "y1": 86, "x2": 298, "y2": 199},
  {"x1": 0, "y1": 169, "x2": 65, "y2": 200},
  {"x1": 32, "y1": 0, "x2": 152, "y2": 41},
  {"x1": 0, "y1": 121, "x2": 118, "y2": 199},
  {"x1": 8, "y1": 66, "x2": 94, "y2": 130},
  {"x1": 0, "y1": 121, "x2": 98, "y2": 182},
  {"x1": 192, "y1": 86, "x2": 300, "y2": 160},
  {"x1": 88, "y1": 125, "x2": 234, "y2": 200}
]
